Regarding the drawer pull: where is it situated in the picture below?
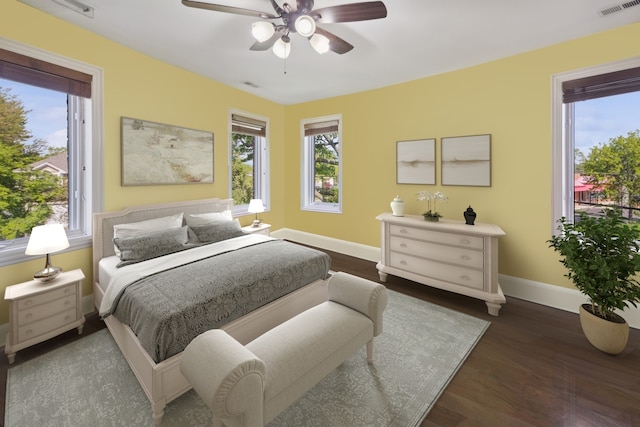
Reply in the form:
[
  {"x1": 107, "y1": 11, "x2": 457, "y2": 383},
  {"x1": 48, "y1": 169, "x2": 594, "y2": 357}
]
[
  {"x1": 65, "y1": 315, "x2": 71, "y2": 321},
  {"x1": 64, "y1": 288, "x2": 71, "y2": 294},
  {"x1": 400, "y1": 260, "x2": 407, "y2": 265},
  {"x1": 461, "y1": 255, "x2": 471, "y2": 261},
  {"x1": 399, "y1": 228, "x2": 408, "y2": 234},
  {"x1": 64, "y1": 300, "x2": 71, "y2": 306},
  {"x1": 400, "y1": 243, "x2": 408, "y2": 248},
  {"x1": 25, "y1": 329, "x2": 33, "y2": 336},
  {"x1": 25, "y1": 313, "x2": 33, "y2": 320},
  {"x1": 460, "y1": 239, "x2": 471, "y2": 245},
  {"x1": 25, "y1": 300, "x2": 33, "y2": 306},
  {"x1": 460, "y1": 275, "x2": 471, "y2": 281}
]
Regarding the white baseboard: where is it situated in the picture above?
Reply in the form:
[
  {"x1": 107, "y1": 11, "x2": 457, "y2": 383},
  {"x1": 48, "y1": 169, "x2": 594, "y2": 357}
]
[
  {"x1": 2, "y1": 231, "x2": 636, "y2": 349},
  {"x1": 274, "y1": 228, "x2": 640, "y2": 329}
]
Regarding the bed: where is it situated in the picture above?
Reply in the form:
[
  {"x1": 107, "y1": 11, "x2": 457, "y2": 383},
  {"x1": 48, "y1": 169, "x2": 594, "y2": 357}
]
[{"x1": 92, "y1": 198, "x2": 331, "y2": 424}]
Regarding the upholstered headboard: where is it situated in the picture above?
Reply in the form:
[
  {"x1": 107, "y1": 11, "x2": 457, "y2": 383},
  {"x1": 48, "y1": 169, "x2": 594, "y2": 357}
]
[{"x1": 92, "y1": 198, "x2": 233, "y2": 281}]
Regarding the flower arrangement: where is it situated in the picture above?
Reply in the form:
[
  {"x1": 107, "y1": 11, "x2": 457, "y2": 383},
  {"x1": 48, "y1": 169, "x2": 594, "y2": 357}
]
[{"x1": 416, "y1": 191, "x2": 447, "y2": 221}]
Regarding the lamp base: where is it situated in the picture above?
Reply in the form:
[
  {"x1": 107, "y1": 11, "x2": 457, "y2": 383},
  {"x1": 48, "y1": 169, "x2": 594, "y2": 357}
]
[
  {"x1": 33, "y1": 266, "x2": 62, "y2": 282},
  {"x1": 252, "y1": 219, "x2": 262, "y2": 227}
]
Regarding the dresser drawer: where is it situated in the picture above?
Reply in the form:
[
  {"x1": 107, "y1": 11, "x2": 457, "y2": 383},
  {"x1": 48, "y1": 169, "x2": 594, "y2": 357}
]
[
  {"x1": 390, "y1": 237, "x2": 483, "y2": 269},
  {"x1": 17, "y1": 308, "x2": 78, "y2": 343},
  {"x1": 17, "y1": 284, "x2": 76, "y2": 311},
  {"x1": 390, "y1": 251, "x2": 484, "y2": 290},
  {"x1": 18, "y1": 295, "x2": 76, "y2": 325},
  {"x1": 389, "y1": 224, "x2": 483, "y2": 250}
]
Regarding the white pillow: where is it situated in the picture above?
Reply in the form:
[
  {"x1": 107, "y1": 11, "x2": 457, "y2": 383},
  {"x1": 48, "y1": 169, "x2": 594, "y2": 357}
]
[
  {"x1": 113, "y1": 212, "x2": 184, "y2": 256},
  {"x1": 186, "y1": 210, "x2": 233, "y2": 227}
]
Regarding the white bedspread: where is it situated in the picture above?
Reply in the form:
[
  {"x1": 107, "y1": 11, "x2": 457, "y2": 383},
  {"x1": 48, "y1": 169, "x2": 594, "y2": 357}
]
[{"x1": 99, "y1": 233, "x2": 273, "y2": 317}]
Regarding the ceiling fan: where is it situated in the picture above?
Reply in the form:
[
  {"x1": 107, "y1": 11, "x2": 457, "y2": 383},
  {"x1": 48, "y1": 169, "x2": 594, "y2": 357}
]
[{"x1": 181, "y1": 0, "x2": 388, "y2": 58}]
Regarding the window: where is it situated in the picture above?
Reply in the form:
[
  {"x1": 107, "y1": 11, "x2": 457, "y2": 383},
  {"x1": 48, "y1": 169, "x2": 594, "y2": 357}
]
[
  {"x1": 301, "y1": 115, "x2": 342, "y2": 213},
  {"x1": 552, "y1": 58, "x2": 640, "y2": 231},
  {"x1": 230, "y1": 112, "x2": 269, "y2": 215},
  {"x1": 0, "y1": 41, "x2": 102, "y2": 266}
]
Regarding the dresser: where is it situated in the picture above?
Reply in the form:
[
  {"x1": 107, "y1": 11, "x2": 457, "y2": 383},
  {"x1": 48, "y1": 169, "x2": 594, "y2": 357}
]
[
  {"x1": 376, "y1": 213, "x2": 506, "y2": 315},
  {"x1": 4, "y1": 268, "x2": 85, "y2": 363}
]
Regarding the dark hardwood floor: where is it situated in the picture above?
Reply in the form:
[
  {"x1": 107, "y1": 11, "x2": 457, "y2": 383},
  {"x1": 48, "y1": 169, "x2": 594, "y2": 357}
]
[{"x1": 2, "y1": 248, "x2": 639, "y2": 426}]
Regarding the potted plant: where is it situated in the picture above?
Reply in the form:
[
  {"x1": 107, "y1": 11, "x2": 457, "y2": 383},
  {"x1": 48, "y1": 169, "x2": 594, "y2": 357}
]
[
  {"x1": 548, "y1": 208, "x2": 640, "y2": 354},
  {"x1": 416, "y1": 191, "x2": 447, "y2": 222}
]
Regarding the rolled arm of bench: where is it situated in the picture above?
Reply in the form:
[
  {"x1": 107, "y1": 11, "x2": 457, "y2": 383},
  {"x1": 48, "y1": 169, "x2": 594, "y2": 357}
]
[
  {"x1": 180, "y1": 329, "x2": 266, "y2": 427},
  {"x1": 328, "y1": 272, "x2": 388, "y2": 336}
]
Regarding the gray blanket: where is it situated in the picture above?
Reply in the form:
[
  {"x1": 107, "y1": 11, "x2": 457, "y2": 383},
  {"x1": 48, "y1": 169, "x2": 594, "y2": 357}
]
[{"x1": 113, "y1": 240, "x2": 331, "y2": 362}]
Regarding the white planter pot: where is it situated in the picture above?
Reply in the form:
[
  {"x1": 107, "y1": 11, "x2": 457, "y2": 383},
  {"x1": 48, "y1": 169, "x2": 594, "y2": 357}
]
[{"x1": 579, "y1": 304, "x2": 629, "y2": 355}]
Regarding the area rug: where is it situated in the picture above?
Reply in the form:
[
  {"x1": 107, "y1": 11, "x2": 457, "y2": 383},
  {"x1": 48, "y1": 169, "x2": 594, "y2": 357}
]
[{"x1": 5, "y1": 290, "x2": 489, "y2": 427}]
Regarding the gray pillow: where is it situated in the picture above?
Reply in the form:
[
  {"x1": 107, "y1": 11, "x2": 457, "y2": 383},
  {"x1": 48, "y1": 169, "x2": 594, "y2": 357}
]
[
  {"x1": 114, "y1": 226, "x2": 190, "y2": 267},
  {"x1": 190, "y1": 220, "x2": 246, "y2": 244}
]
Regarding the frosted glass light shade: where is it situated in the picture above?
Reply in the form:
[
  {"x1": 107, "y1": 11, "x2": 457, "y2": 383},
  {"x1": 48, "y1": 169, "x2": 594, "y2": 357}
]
[
  {"x1": 273, "y1": 39, "x2": 291, "y2": 59},
  {"x1": 294, "y1": 15, "x2": 316, "y2": 37},
  {"x1": 310, "y1": 33, "x2": 330, "y2": 54},
  {"x1": 251, "y1": 21, "x2": 275, "y2": 42}
]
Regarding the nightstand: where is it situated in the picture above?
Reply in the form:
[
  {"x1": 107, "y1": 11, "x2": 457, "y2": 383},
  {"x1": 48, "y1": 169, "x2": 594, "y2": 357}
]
[
  {"x1": 4, "y1": 268, "x2": 85, "y2": 364},
  {"x1": 242, "y1": 223, "x2": 271, "y2": 236}
]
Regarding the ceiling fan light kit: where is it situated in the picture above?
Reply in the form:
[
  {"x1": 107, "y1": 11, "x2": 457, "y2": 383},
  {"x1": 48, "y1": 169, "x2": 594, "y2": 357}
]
[
  {"x1": 273, "y1": 37, "x2": 292, "y2": 59},
  {"x1": 251, "y1": 21, "x2": 276, "y2": 42},
  {"x1": 182, "y1": 0, "x2": 387, "y2": 58}
]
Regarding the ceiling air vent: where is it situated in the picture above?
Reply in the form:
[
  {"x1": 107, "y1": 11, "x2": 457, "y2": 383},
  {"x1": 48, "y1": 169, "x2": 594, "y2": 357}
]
[{"x1": 599, "y1": 0, "x2": 640, "y2": 16}]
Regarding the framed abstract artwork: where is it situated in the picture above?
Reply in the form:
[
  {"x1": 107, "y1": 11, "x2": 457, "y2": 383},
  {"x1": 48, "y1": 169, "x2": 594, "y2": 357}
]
[
  {"x1": 441, "y1": 134, "x2": 491, "y2": 186},
  {"x1": 396, "y1": 138, "x2": 436, "y2": 184},
  {"x1": 121, "y1": 117, "x2": 214, "y2": 186}
]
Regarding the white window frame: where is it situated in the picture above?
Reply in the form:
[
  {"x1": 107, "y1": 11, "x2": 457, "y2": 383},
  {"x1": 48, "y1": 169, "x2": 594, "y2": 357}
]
[
  {"x1": 0, "y1": 38, "x2": 103, "y2": 267},
  {"x1": 228, "y1": 110, "x2": 270, "y2": 216},
  {"x1": 551, "y1": 56, "x2": 640, "y2": 235},
  {"x1": 300, "y1": 114, "x2": 342, "y2": 214}
]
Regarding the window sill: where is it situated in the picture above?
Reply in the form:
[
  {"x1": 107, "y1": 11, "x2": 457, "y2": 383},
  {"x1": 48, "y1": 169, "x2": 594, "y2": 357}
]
[{"x1": 0, "y1": 235, "x2": 92, "y2": 268}]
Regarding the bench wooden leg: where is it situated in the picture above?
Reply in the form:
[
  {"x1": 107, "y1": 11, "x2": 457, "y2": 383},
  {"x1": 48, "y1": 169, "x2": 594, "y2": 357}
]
[{"x1": 366, "y1": 340, "x2": 374, "y2": 364}]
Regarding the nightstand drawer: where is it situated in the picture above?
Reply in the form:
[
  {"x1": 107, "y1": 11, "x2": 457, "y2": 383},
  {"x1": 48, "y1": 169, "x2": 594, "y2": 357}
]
[
  {"x1": 17, "y1": 284, "x2": 76, "y2": 310},
  {"x1": 18, "y1": 308, "x2": 77, "y2": 342},
  {"x1": 18, "y1": 294, "x2": 76, "y2": 325}
]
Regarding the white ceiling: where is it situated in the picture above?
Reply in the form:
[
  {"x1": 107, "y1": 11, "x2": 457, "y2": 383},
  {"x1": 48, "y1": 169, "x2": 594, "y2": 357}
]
[{"x1": 17, "y1": 0, "x2": 640, "y2": 105}]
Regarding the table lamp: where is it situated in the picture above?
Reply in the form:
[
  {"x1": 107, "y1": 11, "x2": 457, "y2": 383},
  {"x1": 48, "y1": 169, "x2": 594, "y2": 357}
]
[
  {"x1": 25, "y1": 223, "x2": 70, "y2": 282},
  {"x1": 247, "y1": 199, "x2": 265, "y2": 227}
]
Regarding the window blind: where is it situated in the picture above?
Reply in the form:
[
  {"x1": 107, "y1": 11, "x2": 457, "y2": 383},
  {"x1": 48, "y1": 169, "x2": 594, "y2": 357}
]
[
  {"x1": 304, "y1": 119, "x2": 339, "y2": 136},
  {"x1": 231, "y1": 114, "x2": 266, "y2": 137},
  {"x1": 0, "y1": 48, "x2": 92, "y2": 98},
  {"x1": 562, "y1": 66, "x2": 640, "y2": 103}
]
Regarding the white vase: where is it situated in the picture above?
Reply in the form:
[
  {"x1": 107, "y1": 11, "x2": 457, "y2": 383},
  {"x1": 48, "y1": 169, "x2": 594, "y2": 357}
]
[{"x1": 390, "y1": 196, "x2": 405, "y2": 216}]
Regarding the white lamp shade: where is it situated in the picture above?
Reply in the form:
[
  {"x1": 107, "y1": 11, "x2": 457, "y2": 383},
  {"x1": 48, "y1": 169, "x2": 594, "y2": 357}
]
[
  {"x1": 310, "y1": 33, "x2": 330, "y2": 54},
  {"x1": 247, "y1": 199, "x2": 265, "y2": 214},
  {"x1": 272, "y1": 38, "x2": 291, "y2": 59},
  {"x1": 251, "y1": 21, "x2": 275, "y2": 42},
  {"x1": 25, "y1": 223, "x2": 70, "y2": 255},
  {"x1": 294, "y1": 15, "x2": 316, "y2": 37}
]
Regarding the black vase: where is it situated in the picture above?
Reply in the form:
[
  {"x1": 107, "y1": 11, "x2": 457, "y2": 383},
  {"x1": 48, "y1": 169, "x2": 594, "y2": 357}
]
[{"x1": 464, "y1": 206, "x2": 476, "y2": 225}]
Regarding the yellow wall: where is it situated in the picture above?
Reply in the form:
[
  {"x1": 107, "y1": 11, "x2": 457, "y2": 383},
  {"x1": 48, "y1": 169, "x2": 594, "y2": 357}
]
[
  {"x1": 282, "y1": 23, "x2": 640, "y2": 290},
  {"x1": 2, "y1": 1, "x2": 640, "y2": 325},
  {"x1": 0, "y1": 2, "x2": 284, "y2": 323}
]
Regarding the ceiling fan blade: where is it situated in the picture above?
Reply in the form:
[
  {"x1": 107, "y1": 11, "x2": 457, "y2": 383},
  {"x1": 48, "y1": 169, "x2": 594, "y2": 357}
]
[
  {"x1": 312, "y1": 1, "x2": 387, "y2": 23},
  {"x1": 181, "y1": 0, "x2": 277, "y2": 19},
  {"x1": 314, "y1": 27, "x2": 353, "y2": 54},
  {"x1": 250, "y1": 30, "x2": 286, "y2": 51}
]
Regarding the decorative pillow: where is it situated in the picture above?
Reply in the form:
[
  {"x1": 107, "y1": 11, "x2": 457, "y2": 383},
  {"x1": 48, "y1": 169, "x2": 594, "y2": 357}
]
[
  {"x1": 185, "y1": 211, "x2": 233, "y2": 227},
  {"x1": 189, "y1": 220, "x2": 246, "y2": 244},
  {"x1": 114, "y1": 226, "x2": 190, "y2": 267},
  {"x1": 113, "y1": 213, "x2": 184, "y2": 256}
]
